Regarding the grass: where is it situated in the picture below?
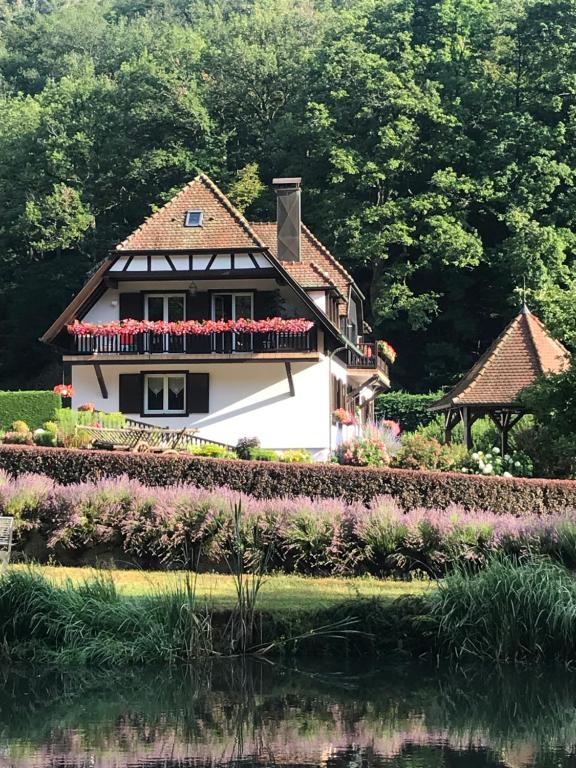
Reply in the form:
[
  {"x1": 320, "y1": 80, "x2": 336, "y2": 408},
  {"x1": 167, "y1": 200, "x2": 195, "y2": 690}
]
[
  {"x1": 431, "y1": 557, "x2": 576, "y2": 663},
  {"x1": 10, "y1": 565, "x2": 430, "y2": 612}
]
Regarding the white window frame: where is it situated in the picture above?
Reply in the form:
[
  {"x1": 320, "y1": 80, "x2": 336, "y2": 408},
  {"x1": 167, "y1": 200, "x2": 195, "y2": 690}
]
[
  {"x1": 144, "y1": 373, "x2": 186, "y2": 416},
  {"x1": 144, "y1": 293, "x2": 186, "y2": 322},
  {"x1": 185, "y1": 210, "x2": 203, "y2": 227}
]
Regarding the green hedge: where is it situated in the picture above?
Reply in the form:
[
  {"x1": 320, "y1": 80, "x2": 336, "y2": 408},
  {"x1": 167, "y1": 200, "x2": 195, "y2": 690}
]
[
  {"x1": 0, "y1": 391, "x2": 62, "y2": 430},
  {"x1": 0, "y1": 444, "x2": 575, "y2": 515},
  {"x1": 375, "y1": 391, "x2": 441, "y2": 431}
]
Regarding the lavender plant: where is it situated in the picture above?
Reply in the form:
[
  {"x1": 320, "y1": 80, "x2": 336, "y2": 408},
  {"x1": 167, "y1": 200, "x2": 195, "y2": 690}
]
[{"x1": 3, "y1": 473, "x2": 576, "y2": 577}]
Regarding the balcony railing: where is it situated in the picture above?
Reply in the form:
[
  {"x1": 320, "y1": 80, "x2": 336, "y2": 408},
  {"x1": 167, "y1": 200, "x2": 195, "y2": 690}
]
[
  {"x1": 72, "y1": 328, "x2": 317, "y2": 356},
  {"x1": 347, "y1": 343, "x2": 390, "y2": 377}
]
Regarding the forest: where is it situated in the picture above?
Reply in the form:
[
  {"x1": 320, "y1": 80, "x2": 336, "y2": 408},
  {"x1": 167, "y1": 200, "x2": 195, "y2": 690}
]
[{"x1": 0, "y1": 0, "x2": 575, "y2": 392}]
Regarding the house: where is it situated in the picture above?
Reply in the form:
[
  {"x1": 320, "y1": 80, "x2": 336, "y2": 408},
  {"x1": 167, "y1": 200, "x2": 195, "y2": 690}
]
[{"x1": 41, "y1": 176, "x2": 391, "y2": 459}]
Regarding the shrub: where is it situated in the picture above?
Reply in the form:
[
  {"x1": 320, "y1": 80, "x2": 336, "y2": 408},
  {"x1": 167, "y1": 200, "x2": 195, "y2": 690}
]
[
  {"x1": 1, "y1": 444, "x2": 576, "y2": 515},
  {"x1": 188, "y1": 443, "x2": 236, "y2": 459},
  {"x1": 33, "y1": 429, "x2": 57, "y2": 447},
  {"x1": 459, "y1": 447, "x2": 533, "y2": 478},
  {"x1": 2, "y1": 431, "x2": 33, "y2": 445},
  {"x1": 375, "y1": 391, "x2": 441, "y2": 431},
  {"x1": 279, "y1": 449, "x2": 313, "y2": 463},
  {"x1": 334, "y1": 437, "x2": 390, "y2": 467},
  {"x1": 0, "y1": 391, "x2": 61, "y2": 430},
  {"x1": 236, "y1": 437, "x2": 260, "y2": 459},
  {"x1": 249, "y1": 448, "x2": 279, "y2": 461},
  {"x1": 11, "y1": 420, "x2": 30, "y2": 434},
  {"x1": 393, "y1": 434, "x2": 465, "y2": 471}
]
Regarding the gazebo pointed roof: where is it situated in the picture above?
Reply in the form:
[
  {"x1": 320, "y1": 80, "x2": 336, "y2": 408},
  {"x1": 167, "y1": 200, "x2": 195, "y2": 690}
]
[{"x1": 431, "y1": 306, "x2": 570, "y2": 411}]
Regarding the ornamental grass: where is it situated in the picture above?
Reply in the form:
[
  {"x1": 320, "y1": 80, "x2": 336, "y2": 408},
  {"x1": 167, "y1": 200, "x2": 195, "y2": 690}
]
[{"x1": 3, "y1": 471, "x2": 576, "y2": 576}]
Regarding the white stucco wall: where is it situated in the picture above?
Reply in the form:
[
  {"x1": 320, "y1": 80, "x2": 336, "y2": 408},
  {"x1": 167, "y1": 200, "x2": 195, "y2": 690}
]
[{"x1": 71, "y1": 358, "x2": 342, "y2": 459}]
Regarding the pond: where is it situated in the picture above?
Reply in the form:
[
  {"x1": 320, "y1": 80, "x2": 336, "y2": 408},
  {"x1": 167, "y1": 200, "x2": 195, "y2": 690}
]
[{"x1": 2, "y1": 660, "x2": 576, "y2": 768}]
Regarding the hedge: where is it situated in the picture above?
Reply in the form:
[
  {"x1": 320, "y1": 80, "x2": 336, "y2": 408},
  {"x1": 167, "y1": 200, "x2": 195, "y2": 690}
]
[
  {"x1": 1, "y1": 444, "x2": 575, "y2": 515},
  {"x1": 0, "y1": 391, "x2": 62, "y2": 430},
  {"x1": 375, "y1": 391, "x2": 441, "y2": 431}
]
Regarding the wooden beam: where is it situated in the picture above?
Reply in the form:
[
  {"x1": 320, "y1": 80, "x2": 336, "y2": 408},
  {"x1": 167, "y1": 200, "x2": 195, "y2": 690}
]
[
  {"x1": 285, "y1": 362, "x2": 295, "y2": 396},
  {"x1": 93, "y1": 364, "x2": 108, "y2": 399}
]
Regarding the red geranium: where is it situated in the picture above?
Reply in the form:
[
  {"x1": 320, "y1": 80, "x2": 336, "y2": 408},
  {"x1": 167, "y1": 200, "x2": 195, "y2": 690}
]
[
  {"x1": 67, "y1": 317, "x2": 315, "y2": 337},
  {"x1": 54, "y1": 384, "x2": 75, "y2": 397}
]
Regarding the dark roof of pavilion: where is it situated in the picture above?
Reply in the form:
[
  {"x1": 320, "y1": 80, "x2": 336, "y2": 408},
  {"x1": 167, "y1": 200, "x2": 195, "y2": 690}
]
[{"x1": 430, "y1": 306, "x2": 570, "y2": 411}]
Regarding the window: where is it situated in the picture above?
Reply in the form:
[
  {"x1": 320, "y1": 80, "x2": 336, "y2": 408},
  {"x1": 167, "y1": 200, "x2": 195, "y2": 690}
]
[
  {"x1": 145, "y1": 294, "x2": 185, "y2": 322},
  {"x1": 184, "y1": 210, "x2": 203, "y2": 227},
  {"x1": 144, "y1": 374, "x2": 186, "y2": 415},
  {"x1": 211, "y1": 292, "x2": 253, "y2": 321}
]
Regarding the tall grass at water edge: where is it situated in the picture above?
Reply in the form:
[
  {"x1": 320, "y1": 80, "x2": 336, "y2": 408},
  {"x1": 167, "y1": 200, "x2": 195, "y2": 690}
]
[{"x1": 431, "y1": 557, "x2": 576, "y2": 663}]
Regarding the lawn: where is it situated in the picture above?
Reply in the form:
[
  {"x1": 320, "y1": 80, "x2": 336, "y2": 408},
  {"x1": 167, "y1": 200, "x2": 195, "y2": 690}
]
[{"x1": 10, "y1": 565, "x2": 431, "y2": 612}]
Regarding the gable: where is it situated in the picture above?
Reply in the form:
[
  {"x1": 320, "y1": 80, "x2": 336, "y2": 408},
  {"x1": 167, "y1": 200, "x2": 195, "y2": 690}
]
[{"x1": 117, "y1": 175, "x2": 264, "y2": 252}]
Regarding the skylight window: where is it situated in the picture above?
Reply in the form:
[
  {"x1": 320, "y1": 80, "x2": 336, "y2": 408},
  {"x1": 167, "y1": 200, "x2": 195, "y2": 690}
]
[{"x1": 184, "y1": 210, "x2": 203, "y2": 227}]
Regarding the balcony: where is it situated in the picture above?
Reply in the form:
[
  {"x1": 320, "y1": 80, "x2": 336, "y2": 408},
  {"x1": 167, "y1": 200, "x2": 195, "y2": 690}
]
[
  {"x1": 70, "y1": 328, "x2": 318, "y2": 358},
  {"x1": 346, "y1": 343, "x2": 390, "y2": 382}
]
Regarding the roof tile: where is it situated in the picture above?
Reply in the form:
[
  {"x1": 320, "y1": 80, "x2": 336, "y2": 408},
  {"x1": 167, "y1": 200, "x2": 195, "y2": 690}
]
[
  {"x1": 432, "y1": 307, "x2": 570, "y2": 408},
  {"x1": 117, "y1": 175, "x2": 264, "y2": 251}
]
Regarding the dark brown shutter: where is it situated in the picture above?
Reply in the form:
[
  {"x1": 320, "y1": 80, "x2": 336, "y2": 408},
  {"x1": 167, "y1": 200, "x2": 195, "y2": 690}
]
[
  {"x1": 186, "y1": 292, "x2": 210, "y2": 321},
  {"x1": 186, "y1": 373, "x2": 209, "y2": 414},
  {"x1": 186, "y1": 293, "x2": 211, "y2": 353},
  {"x1": 119, "y1": 293, "x2": 144, "y2": 320},
  {"x1": 119, "y1": 373, "x2": 142, "y2": 414},
  {"x1": 254, "y1": 290, "x2": 280, "y2": 319}
]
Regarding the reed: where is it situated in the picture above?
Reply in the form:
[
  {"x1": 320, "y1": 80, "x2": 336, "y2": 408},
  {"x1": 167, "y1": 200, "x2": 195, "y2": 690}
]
[{"x1": 431, "y1": 556, "x2": 576, "y2": 663}]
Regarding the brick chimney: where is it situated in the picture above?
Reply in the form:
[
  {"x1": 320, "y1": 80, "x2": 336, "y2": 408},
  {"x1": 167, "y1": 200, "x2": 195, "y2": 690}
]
[{"x1": 273, "y1": 177, "x2": 301, "y2": 262}]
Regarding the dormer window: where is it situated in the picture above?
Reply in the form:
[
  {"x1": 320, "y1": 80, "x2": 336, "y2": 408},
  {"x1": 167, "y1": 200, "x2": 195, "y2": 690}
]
[{"x1": 184, "y1": 210, "x2": 203, "y2": 227}]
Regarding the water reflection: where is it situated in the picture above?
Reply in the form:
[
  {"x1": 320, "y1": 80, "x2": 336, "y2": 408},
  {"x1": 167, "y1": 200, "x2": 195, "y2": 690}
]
[{"x1": 2, "y1": 661, "x2": 576, "y2": 768}]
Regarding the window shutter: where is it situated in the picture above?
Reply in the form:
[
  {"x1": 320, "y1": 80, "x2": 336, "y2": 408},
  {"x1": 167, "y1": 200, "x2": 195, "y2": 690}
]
[
  {"x1": 186, "y1": 293, "x2": 211, "y2": 353},
  {"x1": 186, "y1": 373, "x2": 209, "y2": 414},
  {"x1": 254, "y1": 290, "x2": 280, "y2": 319},
  {"x1": 119, "y1": 293, "x2": 143, "y2": 320},
  {"x1": 186, "y1": 292, "x2": 210, "y2": 321},
  {"x1": 119, "y1": 373, "x2": 142, "y2": 414}
]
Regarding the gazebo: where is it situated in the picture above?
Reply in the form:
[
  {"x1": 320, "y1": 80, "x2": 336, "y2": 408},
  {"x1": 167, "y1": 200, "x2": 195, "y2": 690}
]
[{"x1": 429, "y1": 305, "x2": 570, "y2": 453}]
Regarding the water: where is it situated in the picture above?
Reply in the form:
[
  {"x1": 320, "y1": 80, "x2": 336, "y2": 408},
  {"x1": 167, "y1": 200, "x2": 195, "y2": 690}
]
[{"x1": 2, "y1": 660, "x2": 576, "y2": 768}]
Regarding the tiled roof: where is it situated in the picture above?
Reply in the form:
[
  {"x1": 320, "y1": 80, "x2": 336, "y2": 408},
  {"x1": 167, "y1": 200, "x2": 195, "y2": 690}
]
[
  {"x1": 432, "y1": 306, "x2": 570, "y2": 409},
  {"x1": 117, "y1": 175, "x2": 265, "y2": 251},
  {"x1": 251, "y1": 222, "x2": 356, "y2": 298}
]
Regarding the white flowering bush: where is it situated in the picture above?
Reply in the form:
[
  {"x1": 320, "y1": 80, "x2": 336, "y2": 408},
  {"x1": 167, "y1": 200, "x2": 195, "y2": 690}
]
[{"x1": 459, "y1": 446, "x2": 533, "y2": 478}]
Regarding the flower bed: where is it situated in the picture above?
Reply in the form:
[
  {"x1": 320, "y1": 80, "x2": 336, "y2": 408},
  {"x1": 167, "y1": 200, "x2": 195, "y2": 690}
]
[
  {"x1": 1, "y1": 444, "x2": 576, "y2": 515},
  {"x1": 3, "y1": 471, "x2": 576, "y2": 575}
]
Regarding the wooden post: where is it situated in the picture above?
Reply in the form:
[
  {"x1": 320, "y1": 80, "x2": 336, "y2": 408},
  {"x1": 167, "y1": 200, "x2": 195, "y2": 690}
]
[
  {"x1": 444, "y1": 410, "x2": 452, "y2": 444},
  {"x1": 462, "y1": 407, "x2": 473, "y2": 450}
]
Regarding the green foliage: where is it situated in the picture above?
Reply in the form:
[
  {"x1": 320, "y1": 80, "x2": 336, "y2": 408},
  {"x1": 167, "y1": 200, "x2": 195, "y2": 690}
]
[
  {"x1": 226, "y1": 163, "x2": 265, "y2": 213},
  {"x1": 248, "y1": 448, "x2": 279, "y2": 462},
  {"x1": 432, "y1": 558, "x2": 576, "y2": 663},
  {"x1": 2, "y1": 431, "x2": 32, "y2": 445},
  {"x1": 334, "y1": 437, "x2": 390, "y2": 467},
  {"x1": 518, "y1": 367, "x2": 576, "y2": 477},
  {"x1": 0, "y1": 391, "x2": 61, "y2": 430},
  {"x1": 235, "y1": 437, "x2": 260, "y2": 460},
  {"x1": 1, "y1": 0, "x2": 576, "y2": 391},
  {"x1": 2, "y1": 443, "x2": 574, "y2": 515},
  {"x1": 279, "y1": 449, "x2": 313, "y2": 463},
  {"x1": 393, "y1": 434, "x2": 466, "y2": 472},
  {"x1": 32, "y1": 429, "x2": 57, "y2": 447},
  {"x1": 376, "y1": 392, "x2": 441, "y2": 432},
  {"x1": 459, "y1": 447, "x2": 533, "y2": 478},
  {"x1": 187, "y1": 443, "x2": 236, "y2": 459}
]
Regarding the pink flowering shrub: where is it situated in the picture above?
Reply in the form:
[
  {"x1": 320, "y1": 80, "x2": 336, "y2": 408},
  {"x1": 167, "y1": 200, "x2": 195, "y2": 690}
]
[{"x1": 3, "y1": 472, "x2": 576, "y2": 576}]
